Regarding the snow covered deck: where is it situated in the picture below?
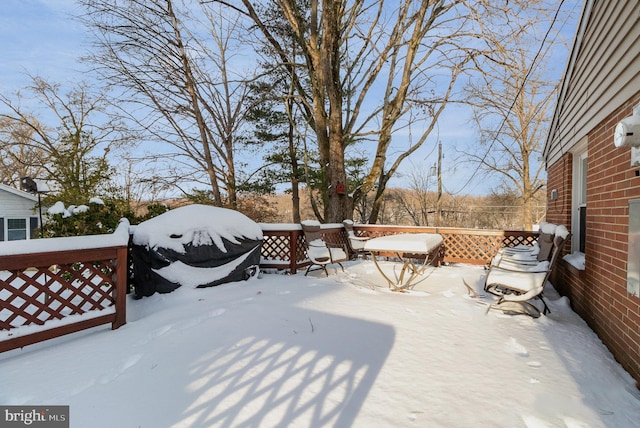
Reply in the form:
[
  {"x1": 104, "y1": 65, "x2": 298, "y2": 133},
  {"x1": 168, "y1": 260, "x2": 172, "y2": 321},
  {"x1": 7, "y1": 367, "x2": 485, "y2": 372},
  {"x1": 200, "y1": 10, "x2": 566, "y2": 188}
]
[{"x1": 3, "y1": 261, "x2": 640, "y2": 427}]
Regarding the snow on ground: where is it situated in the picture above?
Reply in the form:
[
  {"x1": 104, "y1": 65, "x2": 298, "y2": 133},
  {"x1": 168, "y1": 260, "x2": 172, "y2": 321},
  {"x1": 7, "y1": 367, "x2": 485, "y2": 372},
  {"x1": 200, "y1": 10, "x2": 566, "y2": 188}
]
[{"x1": 2, "y1": 260, "x2": 640, "y2": 428}]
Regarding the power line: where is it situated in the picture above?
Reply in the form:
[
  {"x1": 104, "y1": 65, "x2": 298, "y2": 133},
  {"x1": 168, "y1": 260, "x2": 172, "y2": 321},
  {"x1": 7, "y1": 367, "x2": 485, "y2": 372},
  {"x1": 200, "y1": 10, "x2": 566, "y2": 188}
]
[
  {"x1": 449, "y1": 0, "x2": 569, "y2": 195},
  {"x1": 462, "y1": 0, "x2": 582, "y2": 193}
]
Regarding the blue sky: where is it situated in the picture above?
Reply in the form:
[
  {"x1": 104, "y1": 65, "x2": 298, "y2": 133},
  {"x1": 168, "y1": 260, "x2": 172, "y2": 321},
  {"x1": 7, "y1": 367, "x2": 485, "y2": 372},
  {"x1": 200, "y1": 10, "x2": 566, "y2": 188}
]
[
  {"x1": 0, "y1": 0, "x2": 582, "y2": 197},
  {"x1": 0, "y1": 0, "x2": 87, "y2": 92}
]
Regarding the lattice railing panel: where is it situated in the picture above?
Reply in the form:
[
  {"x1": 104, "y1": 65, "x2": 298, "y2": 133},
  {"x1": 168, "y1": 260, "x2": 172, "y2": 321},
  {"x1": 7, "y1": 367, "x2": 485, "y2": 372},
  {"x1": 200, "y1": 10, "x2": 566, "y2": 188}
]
[
  {"x1": 259, "y1": 225, "x2": 539, "y2": 270},
  {"x1": 261, "y1": 235, "x2": 292, "y2": 262},
  {"x1": 0, "y1": 240, "x2": 128, "y2": 353},
  {"x1": 1, "y1": 260, "x2": 118, "y2": 330},
  {"x1": 441, "y1": 234, "x2": 502, "y2": 263},
  {"x1": 502, "y1": 234, "x2": 538, "y2": 248},
  {"x1": 261, "y1": 232, "x2": 306, "y2": 263},
  {"x1": 294, "y1": 236, "x2": 307, "y2": 262}
]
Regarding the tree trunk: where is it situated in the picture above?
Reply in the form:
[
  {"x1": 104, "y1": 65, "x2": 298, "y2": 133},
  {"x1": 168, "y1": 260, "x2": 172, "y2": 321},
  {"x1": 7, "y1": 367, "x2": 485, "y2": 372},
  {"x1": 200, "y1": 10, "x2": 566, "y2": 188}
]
[
  {"x1": 167, "y1": 0, "x2": 222, "y2": 205},
  {"x1": 289, "y1": 116, "x2": 301, "y2": 223}
]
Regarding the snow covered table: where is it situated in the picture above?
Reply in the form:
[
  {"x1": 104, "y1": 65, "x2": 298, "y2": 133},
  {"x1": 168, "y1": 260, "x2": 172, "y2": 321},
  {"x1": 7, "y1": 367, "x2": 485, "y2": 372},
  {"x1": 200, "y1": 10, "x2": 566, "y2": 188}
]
[{"x1": 363, "y1": 233, "x2": 443, "y2": 290}]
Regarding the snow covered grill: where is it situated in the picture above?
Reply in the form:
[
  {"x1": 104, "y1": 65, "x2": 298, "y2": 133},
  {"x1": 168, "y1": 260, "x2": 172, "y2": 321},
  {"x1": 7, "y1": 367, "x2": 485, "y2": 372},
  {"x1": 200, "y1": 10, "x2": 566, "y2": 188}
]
[{"x1": 131, "y1": 205, "x2": 263, "y2": 298}]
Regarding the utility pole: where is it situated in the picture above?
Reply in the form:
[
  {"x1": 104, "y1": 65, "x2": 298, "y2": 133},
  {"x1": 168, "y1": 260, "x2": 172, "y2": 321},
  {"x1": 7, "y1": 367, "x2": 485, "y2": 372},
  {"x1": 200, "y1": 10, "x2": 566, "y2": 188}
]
[{"x1": 436, "y1": 141, "x2": 443, "y2": 227}]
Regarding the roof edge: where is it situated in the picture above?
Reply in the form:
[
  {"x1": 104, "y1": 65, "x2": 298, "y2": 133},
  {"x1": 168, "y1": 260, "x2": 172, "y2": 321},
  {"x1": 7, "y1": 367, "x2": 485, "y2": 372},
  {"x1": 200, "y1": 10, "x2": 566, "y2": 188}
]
[
  {"x1": 543, "y1": 0, "x2": 595, "y2": 161},
  {"x1": 0, "y1": 183, "x2": 39, "y2": 202}
]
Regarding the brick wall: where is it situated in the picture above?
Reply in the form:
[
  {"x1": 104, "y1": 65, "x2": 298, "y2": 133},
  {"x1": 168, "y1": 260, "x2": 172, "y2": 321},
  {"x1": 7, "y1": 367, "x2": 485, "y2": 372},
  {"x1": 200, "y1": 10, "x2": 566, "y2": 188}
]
[
  {"x1": 547, "y1": 92, "x2": 640, "y2": 385},
  {"x1": 546, "y1": 153, "x2": 573, "y2": 233},
  {"x1": 546, "y1": 152, "x2": 591, "y2": 332}
]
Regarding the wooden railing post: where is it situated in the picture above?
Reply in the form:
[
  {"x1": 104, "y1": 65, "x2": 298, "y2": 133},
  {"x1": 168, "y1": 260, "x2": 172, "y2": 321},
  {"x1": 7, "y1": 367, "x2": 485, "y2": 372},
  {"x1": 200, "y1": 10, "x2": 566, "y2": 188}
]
[
  {"x1": 112, "y1": 246, "x2": 128, "y2": 329},
  {"x1": 290, "y1": 230, "x2": 300, "y2": 275}
]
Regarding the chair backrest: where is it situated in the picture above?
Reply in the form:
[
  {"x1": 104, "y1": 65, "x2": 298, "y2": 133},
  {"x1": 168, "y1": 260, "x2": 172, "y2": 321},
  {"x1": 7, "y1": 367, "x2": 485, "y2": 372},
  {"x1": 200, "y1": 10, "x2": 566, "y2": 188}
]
[
  {"x1": 536, "y1": 222, "x2": 557, "y2": 262},
  {"x1": 535, "y1": 222, "x2": 573, "y2": 263},
  {"x1": 541, "y1": 228, "x2": 571, "y2": 284},
  {"x1": 548, "y1": 234, "x2": 569, "y2": 269},
  {"x1": 301, "y1": 221, "x2": 325, "y2": 248},
  {"x1": 343, "y1": 219, "x2": 355, "y2": 235},
  {"x1": 549, "y1": 225, "x2": 571, "y2": 270},
  {"x1": 343, "y1": 219, "x2": 362, "y2": 240},
  {"x1": 343, "y1": 219, "x2": 368, "y2": 252},
  {"x1": 301, "y1": 221, "x2": 348, "y2": 264},
  {"x1": 507, "y1": 230, "x2": 570, "y2": 301}
]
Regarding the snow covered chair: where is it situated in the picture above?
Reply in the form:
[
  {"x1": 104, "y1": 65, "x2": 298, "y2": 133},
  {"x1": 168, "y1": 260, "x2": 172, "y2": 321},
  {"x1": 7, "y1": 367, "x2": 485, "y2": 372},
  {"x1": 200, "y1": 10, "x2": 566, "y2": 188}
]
[
  {"x1": 492, "y1": 221, "x2": 556, "y2": 269},
  {"x1": 301, "y1": 220, "x2": 348, "y2": 276},
  {"x1": 484, "y1": 225, "x2": 570, "y2": 316},
  {"x1": 342, "y1": 219, "x2": 370, "y2": 259}
]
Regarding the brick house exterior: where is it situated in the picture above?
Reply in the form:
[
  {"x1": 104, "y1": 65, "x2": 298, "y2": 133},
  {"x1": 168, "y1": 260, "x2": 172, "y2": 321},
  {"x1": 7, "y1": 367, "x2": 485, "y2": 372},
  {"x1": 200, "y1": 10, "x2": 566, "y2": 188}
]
[{"x1": 544, "y1": 1, "x2": 640, "y2": 384}]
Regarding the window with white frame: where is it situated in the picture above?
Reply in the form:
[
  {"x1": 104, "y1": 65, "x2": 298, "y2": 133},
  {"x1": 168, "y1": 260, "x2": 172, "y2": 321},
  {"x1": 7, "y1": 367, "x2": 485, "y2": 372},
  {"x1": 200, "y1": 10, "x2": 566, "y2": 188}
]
[
  {"x1": 572, "y1": 143, "x2": 588, "y2": 254},
  {"x1": 7, "y1": 218, "x2": 27, "y2": 241}
]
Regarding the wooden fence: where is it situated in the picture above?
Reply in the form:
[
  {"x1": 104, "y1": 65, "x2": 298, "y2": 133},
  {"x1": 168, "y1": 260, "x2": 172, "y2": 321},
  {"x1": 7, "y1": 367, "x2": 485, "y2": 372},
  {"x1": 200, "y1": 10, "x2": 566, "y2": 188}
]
[
  {"x1": 0, "y1": 220, "x2": 130, "y2": 353},
  {"x1": 260, "y1": 223, "x2": 538, "y2": 274}
]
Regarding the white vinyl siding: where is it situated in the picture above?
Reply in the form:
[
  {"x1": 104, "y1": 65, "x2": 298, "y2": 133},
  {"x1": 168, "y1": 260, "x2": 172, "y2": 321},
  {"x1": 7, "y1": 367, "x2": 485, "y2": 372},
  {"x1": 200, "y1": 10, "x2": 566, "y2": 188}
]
[
  {"x1": 0, "y1": 187, "x2": 38, "y2": 216},
  {"x1": 0, "y1": 184, "x2": 40, "y2": 241}
]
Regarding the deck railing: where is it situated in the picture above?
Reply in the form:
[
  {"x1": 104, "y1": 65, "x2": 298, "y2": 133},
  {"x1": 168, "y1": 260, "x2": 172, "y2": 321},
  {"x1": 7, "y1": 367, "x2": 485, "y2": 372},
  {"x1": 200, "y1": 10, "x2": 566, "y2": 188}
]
[
  {"x1": 260, "y1": 223, "x2": 538, "y2": 274},
  {"x1": 1, "y1": 220, "x2": 536, "y2": 352},
  {"x1": 0, "y1": 220, "x2": 130, "y2": 352}
]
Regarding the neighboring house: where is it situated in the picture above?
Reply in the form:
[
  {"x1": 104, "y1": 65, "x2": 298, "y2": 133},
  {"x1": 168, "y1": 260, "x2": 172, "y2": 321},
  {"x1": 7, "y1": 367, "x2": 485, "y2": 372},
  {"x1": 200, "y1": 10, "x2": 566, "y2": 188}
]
[
  {"x1": 544, "y1": 0, "x2": 640, "y2": 383},
  {"x1": 0, "y1": 183, "x2": 40, "y2": 241}
]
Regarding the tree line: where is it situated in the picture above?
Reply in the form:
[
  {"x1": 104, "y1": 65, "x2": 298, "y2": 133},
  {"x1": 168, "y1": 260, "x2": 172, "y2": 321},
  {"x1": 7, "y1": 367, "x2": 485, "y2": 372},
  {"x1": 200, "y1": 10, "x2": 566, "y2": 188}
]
[
  {"x1": 0, "y1": 0, "x2": 572, "y2": 234},
  {"x1": 230, "y1": 175, "x2": 547, "y2": 231}
]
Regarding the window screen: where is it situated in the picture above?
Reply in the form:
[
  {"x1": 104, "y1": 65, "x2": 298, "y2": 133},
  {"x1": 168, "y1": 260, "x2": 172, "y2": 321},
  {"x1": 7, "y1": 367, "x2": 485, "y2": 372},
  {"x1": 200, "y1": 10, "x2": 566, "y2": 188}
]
[{"x1": 579, "y1": 206, "x2": 587, "y2": 253}]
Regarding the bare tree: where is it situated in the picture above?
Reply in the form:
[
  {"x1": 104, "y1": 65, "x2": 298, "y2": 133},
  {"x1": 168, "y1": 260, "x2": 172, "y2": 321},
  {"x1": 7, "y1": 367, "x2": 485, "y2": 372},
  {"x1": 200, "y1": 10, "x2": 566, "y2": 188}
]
[
  {"x1": 209, "y1": 0, "x2": 532, "y2": 223},
  {"x1": 348, "y1": 1, "x2": 467, "y2": 224},
  {"x1": 80, "y1": 0, "x2": 262, "y2": 208},
  {"x1": 0, "y1": 116, "x2": 47, "y2": 187},
  {"x1": 192, "y1": 4, "x2": 261, "y2": 208},
  {"x1": 0, "y1": 77, "x2": 129, "y2": 202},
  {"x1": 395, "y1": 167, "x2": 436, "y2": 226},
  {"x1": 78, "y1": 0, "x2": 558, "y2": 223},
  {"x1": 464, "y1": 32, "x2": 558, "y2": 230}
]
